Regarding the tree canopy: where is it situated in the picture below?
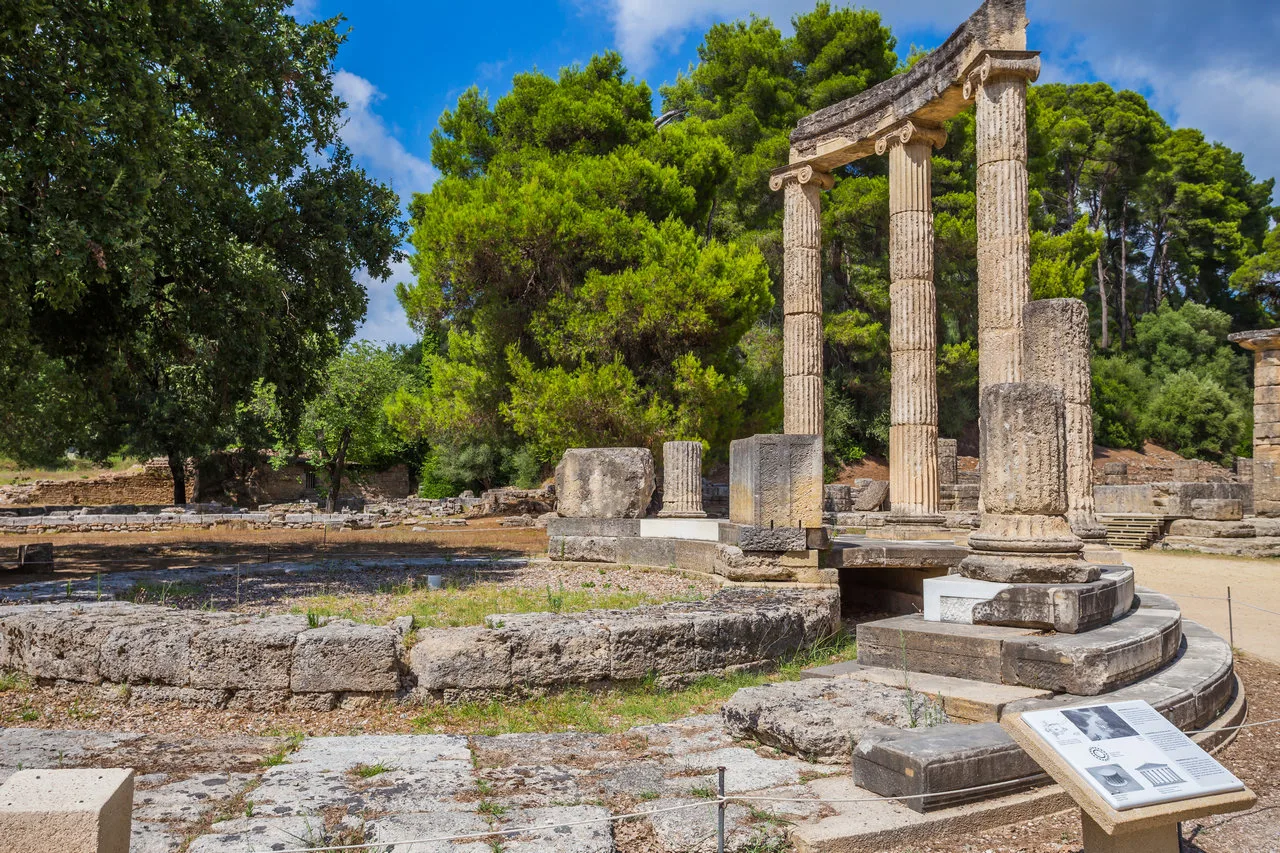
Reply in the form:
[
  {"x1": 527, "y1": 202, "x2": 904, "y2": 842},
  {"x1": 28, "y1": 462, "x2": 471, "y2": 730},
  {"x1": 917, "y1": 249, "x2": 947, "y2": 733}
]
[{"x1": 0, "y1": 0, "x2": 404, "y2": 498}]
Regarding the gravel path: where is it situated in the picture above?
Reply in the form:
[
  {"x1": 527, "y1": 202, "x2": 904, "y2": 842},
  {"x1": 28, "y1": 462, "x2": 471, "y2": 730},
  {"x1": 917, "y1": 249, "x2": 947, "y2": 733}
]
[{"x1": 1127, "y1": 550, "x2": 1280, "y2": 663}]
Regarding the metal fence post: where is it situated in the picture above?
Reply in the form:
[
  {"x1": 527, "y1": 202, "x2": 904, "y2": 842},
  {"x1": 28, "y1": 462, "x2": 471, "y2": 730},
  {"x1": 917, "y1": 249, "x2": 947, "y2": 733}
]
[
  {"x1": 1227, "y1": 586, "x2": 1235, "y2": 649},
  {"x1": 717, "y1": 766, "x2": 726, "y2": 853}
]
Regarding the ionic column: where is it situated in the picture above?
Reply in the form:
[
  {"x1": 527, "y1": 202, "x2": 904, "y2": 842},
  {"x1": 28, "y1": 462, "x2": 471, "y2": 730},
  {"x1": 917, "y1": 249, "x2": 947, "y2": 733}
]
[
  {"x1": 959, "y1": 382, "x2": 1096, "y2": 584},
  {"x1": 1024, "y1": 299, "x2": 1109, "y2": 545},
  {"x1": 770, "y1": 165, "x2": 834, "y2": 436},
  {"x1": 658, "y1": 441, "x2": 706, "y2": 518},
  {"x1": 877, "y1": 121, "x2": 947, "y2": 528},
  {"x1": 965, "y1": 50, "x2": 1040, "y2": 393},
  {"x1": 1229, "y1": 328, "x2": 1280, "y2": 516}
]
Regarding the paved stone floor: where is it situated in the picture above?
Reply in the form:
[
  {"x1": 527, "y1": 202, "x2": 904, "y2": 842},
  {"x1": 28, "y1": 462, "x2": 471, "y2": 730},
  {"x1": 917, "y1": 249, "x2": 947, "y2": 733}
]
[{"x1": 0, "y1": 717, "x2": 840, "y2": 852}]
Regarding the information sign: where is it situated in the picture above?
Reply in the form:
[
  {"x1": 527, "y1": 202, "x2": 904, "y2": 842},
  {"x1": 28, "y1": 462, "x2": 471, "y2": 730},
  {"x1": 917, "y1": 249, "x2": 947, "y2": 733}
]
[{"x1": 1019, "y1": 700, "x2": 1245, "y2": 810}]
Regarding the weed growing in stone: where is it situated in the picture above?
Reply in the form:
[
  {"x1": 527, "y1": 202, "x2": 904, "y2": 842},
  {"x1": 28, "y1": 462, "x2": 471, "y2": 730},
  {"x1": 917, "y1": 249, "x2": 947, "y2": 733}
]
[
  {"x1": 351, "y1": 762, "x2": 393, "y2": 779},
  {"x1": 0, "y1": 671, "x2": 31, "y2": 693},
  {"x1": 688, "y1": 784, "x2": 718, "y2": 799},
  {"x1": 476, "y1": 799, "x2": 508, "y2": 816},
  {"x1": 260, "y1": 733, "x2": 305, "y2": 767}
]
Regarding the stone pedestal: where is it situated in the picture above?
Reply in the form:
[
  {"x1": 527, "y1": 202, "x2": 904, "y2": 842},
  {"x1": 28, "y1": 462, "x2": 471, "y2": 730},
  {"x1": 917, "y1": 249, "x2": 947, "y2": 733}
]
[
  {"x1": 658, "y1": 441, "x2": 706, "y2": 518},
  {"x1": 0, "y1": 768, "x2": 134, "y2": 853},
  {"x1": 1023, "y1": 299, "x2": 1109, "y2": 549},
  {"x1": 729, "y1": 434, "x2": 824, "y2": 529},
  {"x1": 966, "y1": 50, "x2": 1040, "y2": 394},
  {"x1": 877, "y1": 121, "x2": 948, "y2": 535},
  {"x1": 555, "y1": 448, "x2": 655, "y2": 519},
  {"x1": 1229, "y1": 328, "x2": 1280, "y2": 516},
  {"x1": 938, "y1": 439, "x2": 958, "y2": 486},
  {"x1": 959, "y1": 382, "x2": 1097, "y2": 584},
  {"x1": 772, "y1": 166, "x2": 834, "y2": 437},
  {"x1": 1081, "y1": 813, "x2": 1177, "y2": 853}
]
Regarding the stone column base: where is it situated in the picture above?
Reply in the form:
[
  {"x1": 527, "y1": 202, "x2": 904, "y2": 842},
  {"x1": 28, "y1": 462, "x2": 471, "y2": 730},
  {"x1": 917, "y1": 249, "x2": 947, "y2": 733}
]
[
  {"x1": 957, "y1": 551, "x2": 1101, "y2": 584},
  {"x1": 1081, "y1": 811, "x2": 1177, "y2": 853}
]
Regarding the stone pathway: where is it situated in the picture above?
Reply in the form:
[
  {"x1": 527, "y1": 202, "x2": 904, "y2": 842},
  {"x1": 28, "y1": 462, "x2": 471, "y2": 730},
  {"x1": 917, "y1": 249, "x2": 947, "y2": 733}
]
[{"x1": 0, "y1": 717, "x2": 841, "y2": 852}]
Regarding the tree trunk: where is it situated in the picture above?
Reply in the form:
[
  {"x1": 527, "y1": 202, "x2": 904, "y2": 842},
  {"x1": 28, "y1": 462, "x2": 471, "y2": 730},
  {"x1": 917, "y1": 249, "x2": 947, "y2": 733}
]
[
  {"x1": 167, "y1": 450, "x2": 187, "y2": 506},
  {"x1": 1118, "y1": 210, "x2": 1128, "y2": 349},
  {"x1": 1095, "y1": 251, "x2": 1110, "y2": 350},
  {"x1": 326, "y1": 427, "x2": 352, "y2": 513}
]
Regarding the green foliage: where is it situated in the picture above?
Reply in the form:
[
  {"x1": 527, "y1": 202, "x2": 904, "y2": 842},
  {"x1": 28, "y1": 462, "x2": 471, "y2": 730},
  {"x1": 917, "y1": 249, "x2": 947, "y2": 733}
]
[
  {"x1": 1092, "y1": 303, "x2": 1251, "y2": 460},
  {"x1": 1141, "y1": 371, "x2": 1245, "y2": 463},
  {"x1": 0, "y1": 0, "x2": 404, "y2": 483},
  {"x1": 397, "y1": 51, "x2": 771, "y2": 466},
  {"x1": 1231, "y1": 223, "x2": 1280, "y2": 321},
  {"x1": 297, "y1": 342, "x2": 410, "y2": 509}
]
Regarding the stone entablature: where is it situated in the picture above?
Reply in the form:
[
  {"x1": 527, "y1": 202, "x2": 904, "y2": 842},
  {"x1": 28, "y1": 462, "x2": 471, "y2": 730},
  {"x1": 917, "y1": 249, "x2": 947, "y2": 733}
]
[{"x1": 784, "y1": 0, "x2": 1031, "y2": 171}]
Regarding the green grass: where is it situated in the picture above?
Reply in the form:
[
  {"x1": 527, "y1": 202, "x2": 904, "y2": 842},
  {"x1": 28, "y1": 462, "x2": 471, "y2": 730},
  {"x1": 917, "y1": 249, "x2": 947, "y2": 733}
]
[
  {"x1": 260, "y1": 733, "x2": 305, "y2": 768},
  {"x1": 124, "y1": 580, "x2": 205, "y2": 605},
  {"x1": 289, "y1": 576, "x2": 705, "y2": 629},
  {"x1": 410, "y1": 631, "x2": 856, "y2": 736},
  {"x1": 350, "y1": 762, "x2": 392, "y2": 779},
  {"x1": 0, "y1": 671, "x2": 32, "y2": 693}
]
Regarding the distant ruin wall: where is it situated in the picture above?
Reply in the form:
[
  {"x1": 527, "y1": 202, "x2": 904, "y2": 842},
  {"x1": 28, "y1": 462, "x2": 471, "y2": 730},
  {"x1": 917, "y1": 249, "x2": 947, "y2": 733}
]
[{"x1": 0, "y1": 459, "x2": 191, "y2": 508}]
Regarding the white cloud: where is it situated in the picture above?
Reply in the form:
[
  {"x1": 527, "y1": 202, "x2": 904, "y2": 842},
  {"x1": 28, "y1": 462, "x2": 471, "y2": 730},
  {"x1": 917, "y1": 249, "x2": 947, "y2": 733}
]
[
  {"x1": 288, "y1": 0, "x2": 317, "y2": 20},
  {"x1": 355, "y1": 258, "x2": 418, "y2": 346},
  {"x1": 332, "y1": 70, "x2": 438, "y2": 197}
]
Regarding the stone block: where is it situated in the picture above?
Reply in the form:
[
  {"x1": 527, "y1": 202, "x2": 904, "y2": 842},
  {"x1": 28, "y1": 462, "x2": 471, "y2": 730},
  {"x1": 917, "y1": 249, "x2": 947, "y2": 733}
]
[
  {"x1": 614, "y1": 536, "x2": 677, "y2": 567},
  {"x1": 1000, "y1": 609, "x2": 1182, "y2": 695},
  {"x1": 496, "y1": 615, "x2": 611, "y2": 687},
  {"x1": 290, "y1": 622, "x2": 399, "y2": 693},
  {"x1": 853, "y1": 723, "x2": 1045, "y2": 812},
  {"x1": 736, "y1": 525, "x2": 808, "y2": 552},
  {"x1": 723, "y1": 679, "x2": 931, "y2": 761},
  {"x1": 729, "y1": 434, "x2": 823, "y2": 528},
  {"x1": 1189, "y1": 498, "x2": 1244, "y2": 521},
  {"x1": 608, "y1": 613, "x2": 697, "y2": 680},
  {"x1": 1166, "y1": 519, "x2": 1254, "y2": 538},
  {"x1": 16, "y1": 543, "x2": 54, "y2": 572},
  {"x1": 711, "y1": 544, "x2": 797, "y2": 582},
  {"x1": 554, "y1": 448, "x2": 655, "y2": 519},
  {"x1": 544, "y1": 517, "x2": 641, "y2": 538},
  {"x1": 410, "y1": 627, "x2": 512, "y2": 692},
  {"x1": 0, "y1": 768, "x2": 134, "y2": 853},
  {"x1": 99, "y1": 615, "x2": 211, "y2": 685},
  {"x1": 926, "y1": 568, "x2": 1134, "y2": 634},
  {"x1": 548, "y1": 535, "x2": 619, "y2": 563},
  {"x1": 824, "y1": 484, "x2": 853, "y2": 513},
  {"x1": 856, "y1": 615, "x2": 1034, "y2": 684},
  {"x1": 188, "y1": 616, "x2": 305, "y2": 690},
  {"x1": 852, "y1": 480, "x2": 890, "y2": 511}
]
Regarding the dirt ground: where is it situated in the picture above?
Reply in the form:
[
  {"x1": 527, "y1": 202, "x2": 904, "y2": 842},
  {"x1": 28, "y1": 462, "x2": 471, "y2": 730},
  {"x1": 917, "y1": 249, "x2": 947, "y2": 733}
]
[
  {"x1": 1127, "y1": 549, "x2": 1280, "y2": 664},
  {"x1": 0, "y1": 521, "x2": 548, "y2": 583}
]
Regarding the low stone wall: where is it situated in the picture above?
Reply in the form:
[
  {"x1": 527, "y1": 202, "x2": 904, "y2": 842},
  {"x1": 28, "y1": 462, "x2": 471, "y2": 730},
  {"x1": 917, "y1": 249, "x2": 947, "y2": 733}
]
[
  {"x1": 410, "y1": 588, "x2": 840, "y2": 701},
  {"x1": 1095, "y1": 482, "x2": 1252, "y2": 517},
  {"x1": 0, "y1": 589, "x2": 839, "y2": 707},
  {"x1": 0, "y1": 509, "x2": 462, "y2": 534},
  {"x1": 0, "y1": 459, "x2": 192, "y2": 508}
]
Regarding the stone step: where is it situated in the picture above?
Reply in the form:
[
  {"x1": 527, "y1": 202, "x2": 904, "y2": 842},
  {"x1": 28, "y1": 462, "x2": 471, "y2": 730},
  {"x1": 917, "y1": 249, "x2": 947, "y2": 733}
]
[
  {"x1": 800, "y1": 661, "x2": 1052, "y2": 722},
  {"x1": 847, "y1": 618, "x2": 1233, "y2": 814},
  {"x1": 856, "y1": 606, "x2": 1182, "y2": 695},
  {"x1": 1097, "y1": 514, "x2": 1167, "y2": 550}
]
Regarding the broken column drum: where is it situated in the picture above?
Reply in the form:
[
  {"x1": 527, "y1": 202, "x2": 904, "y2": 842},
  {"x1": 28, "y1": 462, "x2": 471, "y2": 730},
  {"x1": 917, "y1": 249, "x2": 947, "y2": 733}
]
[
  {"x1": 967, "y1": 51, "x2": 1040, "y2": 393},
  {"x1": 880, "y1": 121, "x2": 947, "y2": 527},
  {"x1": 959, "y1": 382, "x2": 1097, "y2": 584},
  {"x1": 658, "y1": 441, "x2": 706, "y2": 518},
  {"x1": 1022, "y1": 299, "x2": 1108, "y2": 544},
  {"x1": 772, "y1": 165, "x2": 834, "y2": 437}
]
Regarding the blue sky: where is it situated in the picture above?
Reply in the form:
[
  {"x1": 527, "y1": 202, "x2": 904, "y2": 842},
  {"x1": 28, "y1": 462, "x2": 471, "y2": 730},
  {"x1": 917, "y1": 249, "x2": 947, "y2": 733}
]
[{"x1": 291, "y1": 0, "x2": 1280, "y2": 345}]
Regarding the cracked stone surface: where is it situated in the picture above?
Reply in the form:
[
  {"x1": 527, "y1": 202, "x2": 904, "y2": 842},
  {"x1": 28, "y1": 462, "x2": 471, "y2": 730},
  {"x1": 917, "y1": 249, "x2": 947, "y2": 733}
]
[{"x1": 0, "y1": 716, "x2": 837, "y2": 852}]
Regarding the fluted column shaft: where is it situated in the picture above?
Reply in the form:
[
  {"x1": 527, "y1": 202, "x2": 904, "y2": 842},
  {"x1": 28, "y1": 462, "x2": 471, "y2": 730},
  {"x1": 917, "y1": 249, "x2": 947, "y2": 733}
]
[
  {"x1": 881, "y1": 123, "x2": 946, "y2": 523},
  {"x1": 659, "y1": 441, "x2": 706, "y2": 517},
  {"x1": 1229, "y1": 329, "x2": 1280, "y2": 516},
  {"x1": 773, "y1": 166, "x2": 832, "y2": 436},
  {"x1": 967, "y1": 52, "x2": 1040, "y2": 394},
  {"x1": 1024, "y1": 299, "x2": 1108, "y2": 541}
]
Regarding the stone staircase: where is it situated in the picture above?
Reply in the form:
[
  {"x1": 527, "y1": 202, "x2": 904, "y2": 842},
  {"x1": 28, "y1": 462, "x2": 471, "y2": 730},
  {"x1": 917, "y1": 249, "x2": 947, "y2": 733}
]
[{"x1": 1097, "y1": 513, "x2": 1167, "y2": 549}]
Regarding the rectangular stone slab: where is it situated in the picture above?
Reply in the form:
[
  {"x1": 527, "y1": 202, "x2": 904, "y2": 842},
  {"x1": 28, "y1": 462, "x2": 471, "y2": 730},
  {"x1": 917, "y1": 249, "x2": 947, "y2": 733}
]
[
  {"x1": 0, "y1": 768, "x2": 135, "y2": 853},
  {"x1": 729, "y1": 434, "x2": 823, "y2": 528},
  {"x1": 853, "y1": 723, "x2": 1048, "y2": 813},
  {"x1": 856, "y1": 615, "x2": 1037, "y2": 683},
  {"x1": 825, "y1": 539, "x2": 967, "y2": 570}
]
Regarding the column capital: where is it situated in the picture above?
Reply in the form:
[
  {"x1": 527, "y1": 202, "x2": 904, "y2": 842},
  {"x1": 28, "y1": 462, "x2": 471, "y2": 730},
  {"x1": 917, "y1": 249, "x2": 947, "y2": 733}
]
[
  {"x1": 962, "y1": 49, "x2": 1041, "y2": 100},
  {"x1": 769, "y1": 164, "x2": 835, "y2": 192},
  {"x1": 874, "y1": 119, "x2": 948, "y2": 156}
]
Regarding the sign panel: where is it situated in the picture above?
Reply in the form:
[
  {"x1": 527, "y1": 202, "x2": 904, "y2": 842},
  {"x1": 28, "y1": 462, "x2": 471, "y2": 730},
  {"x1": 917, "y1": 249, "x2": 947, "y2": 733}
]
[{"x1": 1020, "y1": 700, "x2": 1244, "y2": 810}]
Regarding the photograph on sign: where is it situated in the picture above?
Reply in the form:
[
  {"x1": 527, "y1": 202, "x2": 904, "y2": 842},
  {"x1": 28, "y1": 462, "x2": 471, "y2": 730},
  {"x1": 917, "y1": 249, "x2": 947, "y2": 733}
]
[{"x1": 1021, "y1": 700, "x2": 1244, "y2": 810}]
